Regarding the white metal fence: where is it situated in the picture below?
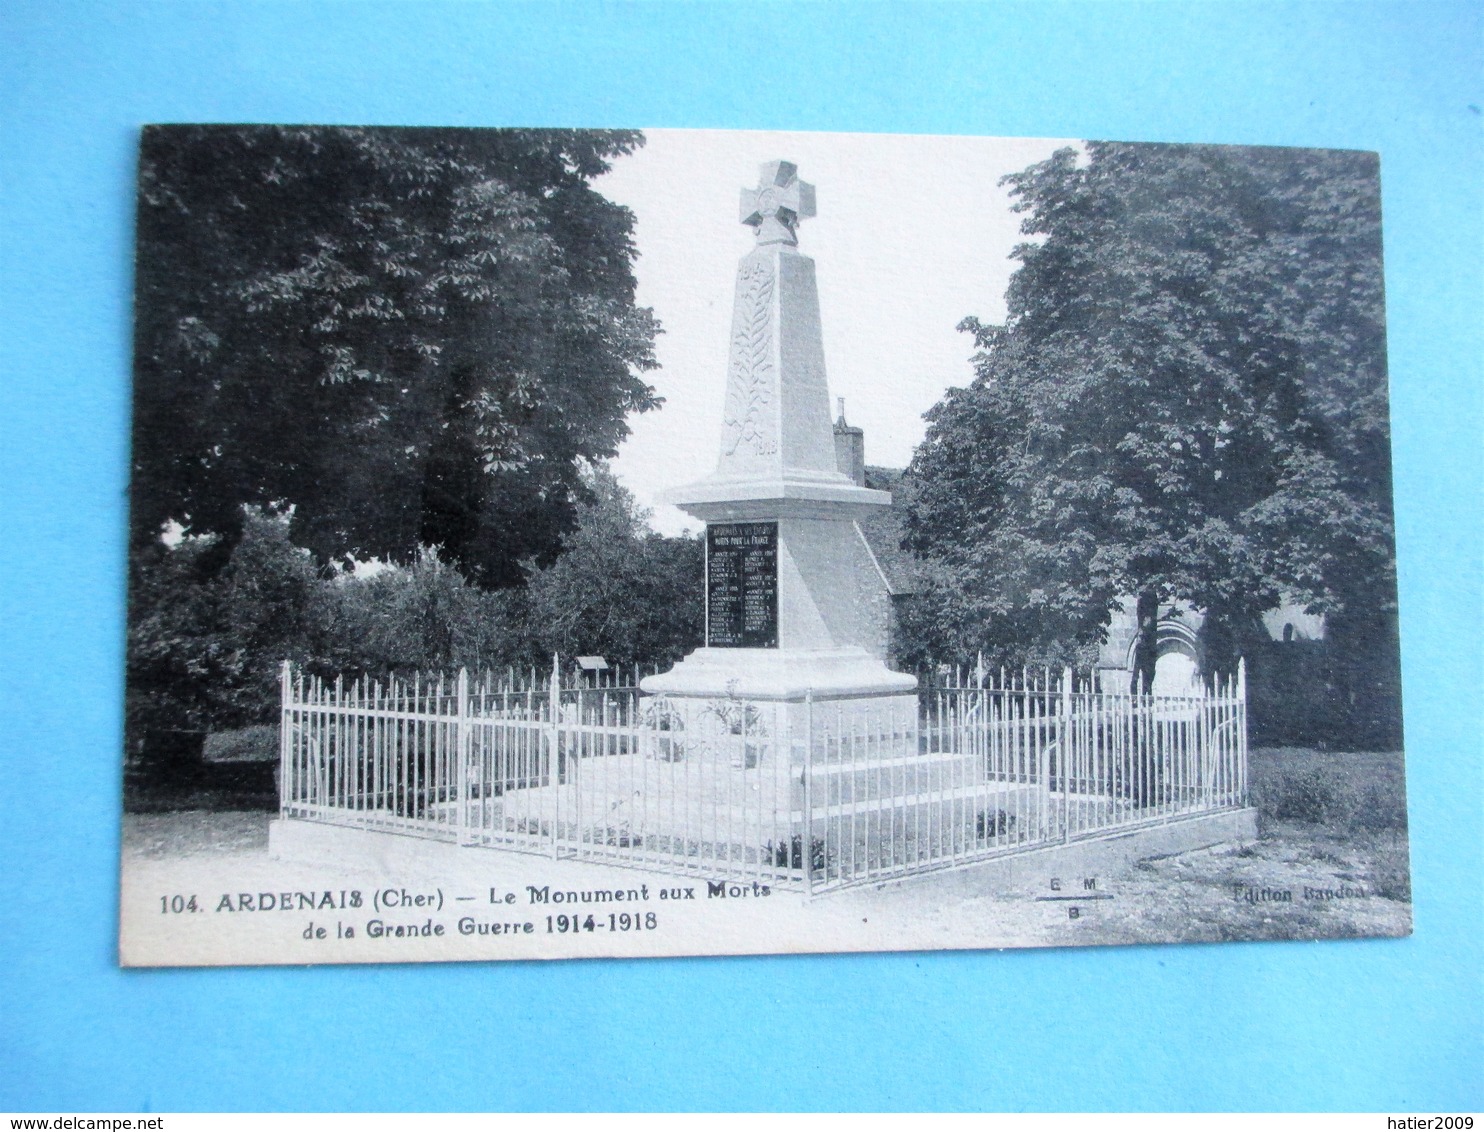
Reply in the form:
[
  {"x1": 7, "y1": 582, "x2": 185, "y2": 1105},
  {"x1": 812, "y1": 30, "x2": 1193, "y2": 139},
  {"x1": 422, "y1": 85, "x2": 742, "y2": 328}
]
[{"x1": 279, "y1": 659, "x2": 1247, "y2": 893}]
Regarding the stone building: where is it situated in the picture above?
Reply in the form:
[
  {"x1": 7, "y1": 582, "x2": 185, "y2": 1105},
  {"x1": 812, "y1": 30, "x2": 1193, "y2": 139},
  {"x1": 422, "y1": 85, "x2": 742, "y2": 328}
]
[{"x1": 1093, "y1": 596, "x2": 1326, "y2": 695}]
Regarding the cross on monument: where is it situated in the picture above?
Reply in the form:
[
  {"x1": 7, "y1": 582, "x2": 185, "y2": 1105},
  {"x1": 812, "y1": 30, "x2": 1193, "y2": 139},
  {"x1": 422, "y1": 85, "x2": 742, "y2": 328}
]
[{"x1": 739, "y1": 160, "x2": 817, "y2": 247}]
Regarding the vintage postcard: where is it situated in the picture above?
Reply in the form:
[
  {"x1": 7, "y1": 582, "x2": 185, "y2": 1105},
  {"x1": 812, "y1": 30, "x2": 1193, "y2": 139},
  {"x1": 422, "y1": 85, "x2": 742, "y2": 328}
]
[{"x1": 120, "y1": 127, "x2": 1409, "y2": 966}]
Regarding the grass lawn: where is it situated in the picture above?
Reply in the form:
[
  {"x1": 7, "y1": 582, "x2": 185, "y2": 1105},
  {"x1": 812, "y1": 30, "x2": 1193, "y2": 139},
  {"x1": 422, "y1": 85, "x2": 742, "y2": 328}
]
[{"x1": 1062, "y1": 746, "x2": 1412, "y2": 945}]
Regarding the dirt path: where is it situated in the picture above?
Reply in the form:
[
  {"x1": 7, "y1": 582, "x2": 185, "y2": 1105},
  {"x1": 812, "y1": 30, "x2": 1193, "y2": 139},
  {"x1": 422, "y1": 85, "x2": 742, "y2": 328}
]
[{"x1": 120, "y1": 808, "x2": 1410, "y2": 965}]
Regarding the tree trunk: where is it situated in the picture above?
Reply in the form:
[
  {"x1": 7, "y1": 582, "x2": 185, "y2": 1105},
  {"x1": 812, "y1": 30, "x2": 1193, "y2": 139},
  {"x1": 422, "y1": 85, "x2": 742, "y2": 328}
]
[{"x1": 1131, "y1": 591, "x2": 1160, "y2": 694}]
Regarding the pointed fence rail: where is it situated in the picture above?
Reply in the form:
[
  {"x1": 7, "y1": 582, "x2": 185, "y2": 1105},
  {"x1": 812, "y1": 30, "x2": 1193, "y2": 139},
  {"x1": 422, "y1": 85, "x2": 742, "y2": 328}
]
[{"x1": 279, "y1": 657, "x2": 1247, "y2": 892}]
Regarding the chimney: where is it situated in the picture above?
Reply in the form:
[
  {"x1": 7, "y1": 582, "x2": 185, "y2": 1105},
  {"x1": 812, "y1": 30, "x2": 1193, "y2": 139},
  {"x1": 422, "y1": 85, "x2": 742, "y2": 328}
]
[{"x1": 833, "y1": 397, "x2": 866, "y2": 487}]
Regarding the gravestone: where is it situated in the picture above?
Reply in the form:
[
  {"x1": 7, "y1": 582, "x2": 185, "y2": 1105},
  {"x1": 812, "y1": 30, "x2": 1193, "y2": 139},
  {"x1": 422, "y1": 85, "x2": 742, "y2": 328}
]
[{"x1": 642, "y1": 161, "x2": 916, "y2": 712}]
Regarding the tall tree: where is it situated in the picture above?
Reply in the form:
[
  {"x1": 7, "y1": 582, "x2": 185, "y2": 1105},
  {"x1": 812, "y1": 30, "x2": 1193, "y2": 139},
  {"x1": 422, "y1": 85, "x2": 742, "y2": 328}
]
[
  {"x1": 904, "y1": 143, "x2": 1396, "y2": 692},
  {"x1": 131, "y1": 126, "x2": 660, "y2": 585}
]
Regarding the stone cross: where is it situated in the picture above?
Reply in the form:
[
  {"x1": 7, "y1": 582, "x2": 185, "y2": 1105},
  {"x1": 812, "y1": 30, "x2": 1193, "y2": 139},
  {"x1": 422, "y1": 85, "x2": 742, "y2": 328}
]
[{"x1": 739, "y1": 160, "x2": 816, "y2": 247}]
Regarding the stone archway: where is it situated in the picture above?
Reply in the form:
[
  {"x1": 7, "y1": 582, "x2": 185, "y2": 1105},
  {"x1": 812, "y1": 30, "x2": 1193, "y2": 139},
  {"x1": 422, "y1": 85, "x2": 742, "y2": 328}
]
[
  {"x1": 1123, "y1": 607, "x2": 1205, "y2": 694},
  {"x1": 1151, "y1": 650, "x2": 1200, "y2": 695}
]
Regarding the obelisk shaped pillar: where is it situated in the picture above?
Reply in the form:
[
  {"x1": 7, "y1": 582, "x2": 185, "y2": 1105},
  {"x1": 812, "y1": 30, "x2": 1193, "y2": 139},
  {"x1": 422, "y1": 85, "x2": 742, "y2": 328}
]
[{"x1": 718, "y1": 253, "x2": 835, "y2": 486}]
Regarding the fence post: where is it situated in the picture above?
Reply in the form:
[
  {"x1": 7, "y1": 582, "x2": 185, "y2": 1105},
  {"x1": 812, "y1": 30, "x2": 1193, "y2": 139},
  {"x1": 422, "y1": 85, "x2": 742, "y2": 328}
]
[
  {"x1": 1237, "y1": 657, "x2": 1248, "y2": 806},
  {"x1": 803, "y1": 687, "x2": 814, "y2": 900},
  {"x1": 550, "y1": 652, "x2": 562, "y2": 859},
  {"x1": 1026, "y1": 672, "x2": 1041, "y2": 842},
  {"x1": 974, "y1": 652, "x2": 986, "y2": 776},
  {"x1": 1061, "y1": 666, "x2": 1073, "y2": 844},
  {"x1": 456, "y1": 667, "x2": 469, "y2": 846},
  {"x1": 278, "y1": 660, "x2": 292, "y2": 815},
  {"x1": 1208, "y1": 669, "x2": 1221, "y2": 811}
]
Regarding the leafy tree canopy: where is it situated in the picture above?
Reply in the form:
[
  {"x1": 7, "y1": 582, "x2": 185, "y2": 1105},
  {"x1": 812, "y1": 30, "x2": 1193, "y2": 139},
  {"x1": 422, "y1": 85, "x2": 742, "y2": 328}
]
[
  {"x1": 903, "y1": 142, "x2": 1395, "y2": 669},
  {"x1": 520, "y1": 466, "x2": 703, "y2": 669},
  {"x1": 132, "y1": 126, "x2": 660, "y2": 587}
]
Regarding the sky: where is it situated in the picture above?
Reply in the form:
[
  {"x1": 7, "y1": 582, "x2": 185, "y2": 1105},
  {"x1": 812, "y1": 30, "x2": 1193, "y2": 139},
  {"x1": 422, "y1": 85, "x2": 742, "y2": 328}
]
[{"x1": 595, "y1": 130, "x2": 1072, "y2": 535}]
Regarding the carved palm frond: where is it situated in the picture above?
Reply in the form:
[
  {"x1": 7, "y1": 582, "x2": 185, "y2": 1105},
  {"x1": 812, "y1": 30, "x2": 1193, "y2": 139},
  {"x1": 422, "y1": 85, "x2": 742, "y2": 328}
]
[{"x1": 722, "y1": 261, "x2": 777, "y2": 457}]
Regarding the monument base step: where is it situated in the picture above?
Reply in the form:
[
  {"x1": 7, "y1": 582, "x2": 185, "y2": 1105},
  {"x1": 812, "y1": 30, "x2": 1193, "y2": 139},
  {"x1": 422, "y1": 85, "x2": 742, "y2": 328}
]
[{"x1": 640, "y1": 646, "x2": 917, "y2": 701}]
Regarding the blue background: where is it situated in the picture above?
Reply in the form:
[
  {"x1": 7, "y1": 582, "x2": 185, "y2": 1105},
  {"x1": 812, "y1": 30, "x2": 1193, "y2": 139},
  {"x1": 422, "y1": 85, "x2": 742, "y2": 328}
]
[{"x1": 1, "y1": 0, "x2": 1479, "y2": 1112}]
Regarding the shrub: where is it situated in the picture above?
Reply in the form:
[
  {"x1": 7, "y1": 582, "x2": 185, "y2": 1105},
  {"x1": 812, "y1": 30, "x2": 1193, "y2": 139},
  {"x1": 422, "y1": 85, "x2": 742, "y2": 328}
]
[
  {"x1": 771, "y1": 836, "x2": 827, "y2": 872},
  {"x1": 203, "y1": 725, "x2": 278, "y2": 763},
  {"x1": 976, "y1": 809, "x2": 1016, "y2": 839},
  {"x1": 1264, "y1": 768, "x2": 1338, "y2": 823},
  {"x1": 1250, "y1": 749, "x2": 1409, "y2": 832},
  {"x1": 1353, "y1": 779, "x2": 1409, "y2": 832}
]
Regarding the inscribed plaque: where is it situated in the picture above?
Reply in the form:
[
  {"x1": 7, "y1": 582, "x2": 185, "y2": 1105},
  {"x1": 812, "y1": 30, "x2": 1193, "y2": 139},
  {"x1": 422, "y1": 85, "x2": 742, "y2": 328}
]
[{"x1": 706, "y1": 521, "x2": 778, "y2": 648}]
